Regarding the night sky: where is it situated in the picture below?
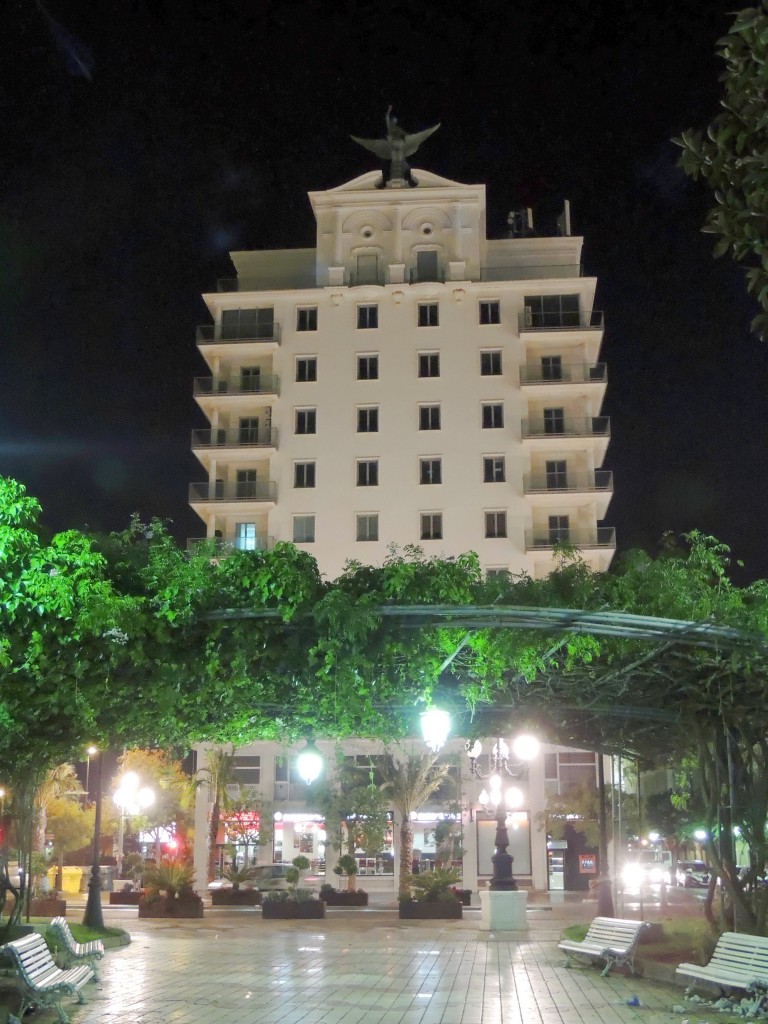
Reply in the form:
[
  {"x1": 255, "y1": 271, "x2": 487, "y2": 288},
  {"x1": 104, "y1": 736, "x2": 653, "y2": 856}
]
[{"x1": 3, "y1": 0, "x2": 767, "y2": 579}]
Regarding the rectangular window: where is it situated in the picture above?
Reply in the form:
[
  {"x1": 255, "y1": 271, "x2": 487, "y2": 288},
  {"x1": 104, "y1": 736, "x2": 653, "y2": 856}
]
[
  {"x1": 549, "y1": 514, "x2": 570, "y2": 543},
  {"x1": 543, "y1": 407, "x2": 565, "y2": 434},
  {"x1": 479, "y1": 300, "x2": 500, "y2": 325},
  {"x1": 296, "y1": 307, "x2": 318, "y2": 332},
  {"x1": 357, "y1": 305, "x2": 378, "y2": 329},
  {"x1": 483, "y1": 456, "x2": 505, "y2": 483},
  {"x1": 240, "y1": 367, "x2": 261, "y2": 392},
  {"x1": 486, "y1": 567, "x2": 509, "y2": 579},
  {"x1": 419, "y1": 405, "x2": 441, "y2": 430},
  {"x1": 541, "y1": 355, "x2": 563, "y2": 381},
  {"x1": 221, "y1": 307, "x2": 274, "y2": 340},
  {"x1": 357, "y1": 354, "x2": 379, "y2": 380},
  {"x1": 420, "y1": 458, "x2": 442, "y2": 485},
  {"x1": 232, "y1": 755, "x2": 261, "y2": 786},
  {"x1": 420, "y1": 512, "x2": 443, "y2": 540},
  {"x1": 480, "y1": 351, "x2": 502, "y2": 376},
  {"x1": 482, "y1": 403, "x2": 504, "y2": 428},
  {"x1": 295, "y1": 408, "x2": 317, "y2": 434},
  {"x1": 524, "y1": 294, "x2": 580, "y2": 329},
  {"x1": 545, "y1": 460, "x2": 568, "y2": 489},
  {"x1": 239, "y1": 417, "x2": 260, "y2": 444},
  {"x1": 236, "y1": 469, "x2": 257, "y2": 498},
  {"x1": 418, "y1": 303, "x2": 439, "y2": 327},
  {"x1": 293, "y1": 515, "x2": 315, "y2": 543},
  {"x1": 356, "y1": 514, "x2": 379, "y2": 542},
  {"x1": 357, "y1": 460, "x2": 379, "y2": 486},
  {"x1": 234, "y1": 523, "x2": 256, "y2": 551},
  {"x1": 415, "y1": 251, "x2": 439, "y2": 282},
  {"x1": 357, "y1": 407, "x2": 379, "y2": 432},
  {"x1": 294, "y1": 462, "x2": 316, "y2": 488},
  {"x1": 418, "y1": 353, "x2": 440, "y2": 377},
  {"x1": 296, "y1": 357, "x2": 317, "y2": 382},
  {"x1": 485, "y1": 511, "x2": 507, "y2": 538}
]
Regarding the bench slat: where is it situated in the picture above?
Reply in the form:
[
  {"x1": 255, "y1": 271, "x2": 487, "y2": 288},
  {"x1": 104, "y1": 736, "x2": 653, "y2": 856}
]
[
  {"x1": 676, "y1": 932, "x2": 768, "y2": 996},
  {"x1": 559, "y1": 916, "x2": 648, "y2": 977},
  {"x1": 0, "y1": 933, "x2": 94, "y2": 1024}
]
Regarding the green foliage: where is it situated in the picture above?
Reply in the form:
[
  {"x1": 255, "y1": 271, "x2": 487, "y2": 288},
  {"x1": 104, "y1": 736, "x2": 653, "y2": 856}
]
[
  {"x1": 222, "y1": 865, "x2": 258, "y2": 890},
  {"x1": 674, "y1": 1, "x2": 768, "y2": 339},
  {"x1": 144, "y1": 859, "x2": 195, "y2": 901},
  {"x1": 408, "y1": 868, "x2": 461, "y2": 903},
  {"x1": 335, "y1": 854, "x2": 358, "y2": 877}
]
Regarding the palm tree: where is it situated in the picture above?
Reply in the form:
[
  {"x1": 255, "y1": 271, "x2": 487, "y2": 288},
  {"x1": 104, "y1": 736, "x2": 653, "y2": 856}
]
[
  {"x1": 199, "y1": 747, "x2": 235, "y2": 882},
  {"x1": 382, "y1": 753, "x2": 451, "y2": 899},
  {"x1": 34, "y1": 763, "x2": 83, "y2": 852}
]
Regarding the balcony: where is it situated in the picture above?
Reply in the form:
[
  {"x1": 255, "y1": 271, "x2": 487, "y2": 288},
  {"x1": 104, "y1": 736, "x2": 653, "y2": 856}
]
[
  {"x1": 186, "y1": 535, "x2": 275, "y2": 554},
  {"x1": 521, "y1": 417, "x2": 610, "y2": 439},
  {"x1": 217, "y1": 275, "x2": 317, "y2": 292},
  {"x1": 481, "y1": 263, "x2": 583, "y2": 282},
  {"x1": 193, "y1": 375, "x2": 280, "y2": 398},
  {"x1": 519, "y1": 310, "x2": 604, "y2": 332},
  {"x1": 196, "y1": 323, "x2": 281, "y2": 345},
  {"x1": 188, "y1": 481, "x2": 277, "y2": 504},
  {"x1": 519, "y1": 363, "x2": 606, "y2": 386},
  {"x1": 525, "y1": 526, "x2": 616, "y2": 551},
  {"x1": 191, "y1": 427, "x2": 279, "y2": 450},
  {"x1": 523, "y1": 470, "x2": 613, "y2": 494}
]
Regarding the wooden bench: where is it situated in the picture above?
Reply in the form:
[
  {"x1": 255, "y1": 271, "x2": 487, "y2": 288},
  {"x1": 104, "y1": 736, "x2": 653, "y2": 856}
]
[
  {"x1": 0, "y1": 932, "x2": 94, "y2": 1024},
  {"x1": 50, "y1": 915, "x2": 105, "y2": 980},
  {"x1": 677, "y1": 930, "x2": 768, "y2": 1004},
  {"x1": 559, "y1": 916, "x2": 650, "y2": 976}
]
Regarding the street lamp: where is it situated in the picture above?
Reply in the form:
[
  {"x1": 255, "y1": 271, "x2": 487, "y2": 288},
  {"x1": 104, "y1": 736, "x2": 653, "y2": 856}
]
[
  {"x1": 296, "y1": 740, "x2": 323, "y2": 786},
  {"x1": 83, "y1": 750, "x2": 104, "y2": 930},
  {"x1": 466, "y1": 734, "x2": 540, "y2": 890},
  {"x1": 84, "y1": 746, "x2": 97, "y2": 806},
  {"x1": 420, "y1": 708, "x2": 451, "y2": 753},
  {"x1": 113, "y1": 772, "x2": 154, "y2": 876}
]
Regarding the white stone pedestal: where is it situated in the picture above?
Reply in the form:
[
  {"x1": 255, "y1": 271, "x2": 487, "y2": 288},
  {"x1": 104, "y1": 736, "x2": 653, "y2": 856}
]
[{"x1": 479, "y1": 889, "x2": 528, "y2": 931}]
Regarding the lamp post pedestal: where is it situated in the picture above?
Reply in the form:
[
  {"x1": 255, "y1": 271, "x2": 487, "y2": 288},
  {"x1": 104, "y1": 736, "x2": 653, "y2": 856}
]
[{"x1": 480, "y1": 890, "x2": 528, "y2": 930}]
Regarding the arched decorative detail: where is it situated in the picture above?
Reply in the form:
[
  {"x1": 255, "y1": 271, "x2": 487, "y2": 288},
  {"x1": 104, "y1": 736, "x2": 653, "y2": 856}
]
[
  {"x1": 341, "y1": 210, "x2": 393, "y2": 234},
  {"x1": 401, "y1": 207, "x2": 452, "y2": 232}
]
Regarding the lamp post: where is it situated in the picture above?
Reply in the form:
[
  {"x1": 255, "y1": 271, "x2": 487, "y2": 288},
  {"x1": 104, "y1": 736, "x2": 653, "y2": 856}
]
[
  {"x1": 296, "y1": 740, "x2": 323, "y2": 786},
  {"x1": 466, "y1": 734, "x2": 540, "y2": 891},
  {"x1": 113, "y1": 773, "x2": 154, "y2": 877},
  {"x1": 83, "y1": 750, "x2": 104, "y2": 930},
  {"x1": 84, "y1": 746, "x2": 97, "y2": 806}
]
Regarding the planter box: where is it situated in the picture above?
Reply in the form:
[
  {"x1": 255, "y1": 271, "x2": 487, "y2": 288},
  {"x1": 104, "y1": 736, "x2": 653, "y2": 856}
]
[
  {"x1": 261, "y1": 899, "x2": 325, "y2": 919},
  {"x1": 138, "y1": 897, "x2": 204, "y2": 919},
  {"x1": 399, "y1": 900, "x2": 462, "y2": 920},
  {"x1": 211, "y1": 889, "x2": 261, "y2": 906},
  {"x1": 109, "y1": 891, "x2": 143, "y2": 905},
  {"x1": 319, "y1": 890, "x2": 368, "y2": 907},
  {"x1": 29, "y1": 898, "x2": 67, "y2": 917},
  {"x1": 452, "y1": 890, "x2": 472, "y2": 907}
]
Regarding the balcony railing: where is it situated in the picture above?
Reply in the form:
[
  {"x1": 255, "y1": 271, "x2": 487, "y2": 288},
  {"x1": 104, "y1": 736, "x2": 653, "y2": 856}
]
[
  {"x1": 519, "y1": 310, "x2": 604, "y2": 331},
  {"x1": 521, "y1": 417, "x2": 610, "y2": 439},
  {"x1": 191, "y1": 428, "x2": 279, "y2": 449},
  {"x1": 523, "y1": 470, "x2": 613, "y2": 494},
  {"x1": 193, "y1": 375, "x2": 280, "y2": 397},
  {"x1": 525, "y1": 526, "x2": 616, "y2": 550},
  {"x1": 217, "y1": 275, "x2": 318, "y2": 292},
  {"x1": 481, "y1": 263, "x2": 583, "y2": 281},
  {"x1": 186, "y1": 535, "x2": 275, "y2": 553},
  {"x1": 188, "y1": 481, "x2": 277, "y2": 503},
  {"x1": 196, "y1": 323, "x2": 281, "y2": 344},
  {"x1": 409, "y1": 267, "x2": 445, "y2": 284},
  {"x1": 519, "y1": 363, "x2": 606, "y2": 386}
]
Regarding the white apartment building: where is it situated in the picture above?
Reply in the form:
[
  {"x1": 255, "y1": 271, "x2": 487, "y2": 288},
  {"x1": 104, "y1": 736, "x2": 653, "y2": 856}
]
[{"x1": 190, "y1": 167, "x2": 614, "y2": 579}]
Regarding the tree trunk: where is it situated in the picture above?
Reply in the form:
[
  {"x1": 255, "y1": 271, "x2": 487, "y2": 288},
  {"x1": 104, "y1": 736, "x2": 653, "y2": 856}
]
[
  {"x1": 399, "y1": 820, "x2": 413, "y2": 899},
  {"x1": 207, "y1": 802, "x2": 220, "y2": 883},
  {"x1": 347, "y1": 872, "x2": 356, "y2": 892}
]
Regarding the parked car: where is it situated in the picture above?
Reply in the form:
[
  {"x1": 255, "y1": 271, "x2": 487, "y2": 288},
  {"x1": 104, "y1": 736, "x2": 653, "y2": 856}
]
[
  {"x1": 621, "y1": 849, "x2": 673, "y2": 887},
  {"x1": 675, "y1": 860, "x2": 710, "y2": 888}
]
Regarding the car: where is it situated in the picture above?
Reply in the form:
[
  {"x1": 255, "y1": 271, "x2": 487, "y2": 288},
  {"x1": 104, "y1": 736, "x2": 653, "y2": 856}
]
[
  {"x1": 675, "y1": 860, "x2": 710, "y2": 888},
  {"x1": 250, "y1": 864, "x2": 320, "y2": 891},
  {"x1": 621, "y1": 849, "x2": 673, "y2": 887}
]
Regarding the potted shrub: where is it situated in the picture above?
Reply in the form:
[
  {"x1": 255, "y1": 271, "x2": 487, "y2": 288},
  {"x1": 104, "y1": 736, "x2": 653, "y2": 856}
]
[
  {"x1": 399, "y1": 868, "x2": 463, "y2": 920},
  {"x1": 138, "y1": 859, "x2": 204, "y2": 919},
  {"x1": 450, "y1": 885, "x2": 472, "y2": 907},
  {"x1": 320, "y1": 855, "x2": 368, "y2": 906},
  {"x1": 28, "y1": 852, "x2": 66, "y2": 918},
  {"x1": 109, "y1": 853, "x2": 145, "y2": 905},
  {"x1": 210, "y1": 866, "x2": 261, "y2": 906},
  {"x1": 261, "y1": 857, "x2": 325, "y2": 919}
]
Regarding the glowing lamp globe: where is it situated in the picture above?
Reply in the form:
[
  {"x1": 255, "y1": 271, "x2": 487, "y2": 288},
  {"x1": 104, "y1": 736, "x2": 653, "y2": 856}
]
[{"x1": 296, "y1": 741, "x2": 323, "y2": 785}]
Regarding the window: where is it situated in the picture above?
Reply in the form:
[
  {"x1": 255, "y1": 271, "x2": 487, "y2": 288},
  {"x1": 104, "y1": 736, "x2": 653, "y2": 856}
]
[
  {"x1": 419, "y1": 405, "x2": 441, "y2": 430},
  {"x1": 294, "y1": 462, "x2": 316, "y2": 488},
  {"x1": 293, "y1": 515, "x2": 315, "y2": 543},
  {"x1": 480, "y1": 351, "x2": 502, "y2": 376},
  {"x1": 232, "y1": 755, "x2": 261, "y2": 786},
  {"x1": 357, "y1": 407, "x2": 379, "y2": 432},
  {"x1": 483, "y1": 456, "x2": 505, "y2": 482},
  {"x1": 541, "y1": 355, "x2": 563, "y2": 381},
  {"x1": 296, "y1": 307, "x2": 318, "y2": 332},
  {"x1": 356, "y1": 254, "x2": 379, "y2": 285},
  {"x1": 357, "y1": 305, "x2": 378, "y2": 329},
  {"x1": 545, "y1": 460, "x2": 568, "y2": 489},
  {"x1": 356, "y1": 514, "x2": 379, "y2": 542},
  {"x1": 357, "y1": 354, "x2": 379, "y2": 380},
  {"x1": 482, "y1": 403, "x2": 504, "y2": 428},
  {"x1": 549, "y1": 515, "x2": 570, "y2": 543},
  {"x1": 236, "y1": 469, "x2": 257, "y2": 498},
  {"x1": 486, "y1": 567, "x2": 509, "y2": 579},
  {"x1": 296, "y1": 357, "x2": 317, "y2": 382},
  {"x1": 543, "y1": 407, "x2": 565, "y2": 434},
  {"x1": 523, "y1": 294, "x2": 580, "y2": 329},
  {"x1": 479, "y1": 300, "x2": 500, "y2": 325},
  {"x1": 221, "y1": 307, "x2": 274, "y2": 340},
  {"x1": 239, "y1": 417, "x2": 260, "y2": 444},
  {"x1": 418, "y1": 353, "x2": 440, "y2": 377},
  {"x1": 234, "y1": 523, "x2": 256, "y2": 551},
  {"x1": 485, "y1": 511, "x2": 507, "y2": 538},
  {"x1": 240, "y1": 367, "x2": 261, "y2": 392},
  {"x1": 420, "y1": 513, "x2": 443, "y2": 540},
  {"x1": 420, "y1": 458, "x2": 442, "y2": 484},
  {"x1": 418, "y1": 303, "x2": 439, "y2": 327},
  {"x1": 357, "y1": 460, "x2": 378, "y2": 486},
  {"x1": 295, "y1": 408, "x2": 317, "y2": 434},
  {"x1": 415, "y1": 251, "x2": 439, "y2": 282}
]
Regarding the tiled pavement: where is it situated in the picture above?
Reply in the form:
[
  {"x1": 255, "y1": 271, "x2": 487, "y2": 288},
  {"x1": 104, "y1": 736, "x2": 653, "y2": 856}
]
[{"x1": 57, "y1": 898, "x2": 709, "y2": 1024}]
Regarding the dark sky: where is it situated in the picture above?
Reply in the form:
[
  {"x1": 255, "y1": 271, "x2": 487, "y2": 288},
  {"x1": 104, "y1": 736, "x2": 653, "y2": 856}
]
[{"x1": 3, "y1": 0, "x2": 767, "y2": 578}]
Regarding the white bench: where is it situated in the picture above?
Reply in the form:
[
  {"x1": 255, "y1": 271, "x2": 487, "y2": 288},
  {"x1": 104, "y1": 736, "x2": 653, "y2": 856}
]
[
  {"x1": 50, "y1": 915, "x2": 105, "y2": 980},
  {"x1": 677, "y1": 930, "x2": 768, "y2": 1004},
  {"x1": 0, "y1": 931, "x2": 94, "y2": 1024},
  {"x1": 559, "y1": 916, "x2": 649, "y2": 976}
]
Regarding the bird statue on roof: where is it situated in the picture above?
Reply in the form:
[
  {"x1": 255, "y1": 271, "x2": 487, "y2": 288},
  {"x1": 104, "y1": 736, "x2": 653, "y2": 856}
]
[{"x1": 351, "y1": 107, "x2": 441, "y2": 187}]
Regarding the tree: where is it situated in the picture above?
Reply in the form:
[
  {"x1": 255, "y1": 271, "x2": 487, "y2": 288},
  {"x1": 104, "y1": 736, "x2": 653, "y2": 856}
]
[
  {"x1": 116, "y1": 749, "x2": 194, "y2": 861},
  {"x1": 314, "y1": 754, "x2": 388, "y2": 862},
  {"x1": 198, "y1": 747, "x2": 235, "y2": 882},
  {"x1": 381, "y1": 753, "x2": 452, "y2": 899},
  {"x1": 33, "y1": 764, "x2": 83, "y2": 853},
  {"x1": 221, "y1": 798, "x2": 273, "y2": 868},
  {"x1": 675, "y1": 2, "x2": 768, "y2": 339},
  {"x1": 46, "y1": 798, "x2": 94, "y2": 891}
]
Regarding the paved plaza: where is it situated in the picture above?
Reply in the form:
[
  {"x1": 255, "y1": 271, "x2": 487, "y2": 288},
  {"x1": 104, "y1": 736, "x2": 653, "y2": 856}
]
[{"x1": 49, "y1": 896, "x2": 712, "y2": 1024}]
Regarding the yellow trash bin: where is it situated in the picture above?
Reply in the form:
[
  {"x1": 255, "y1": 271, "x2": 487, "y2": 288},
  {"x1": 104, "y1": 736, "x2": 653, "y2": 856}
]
[{"x1": 46, "y1": 866, "x2": 83, "y2": 895}]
